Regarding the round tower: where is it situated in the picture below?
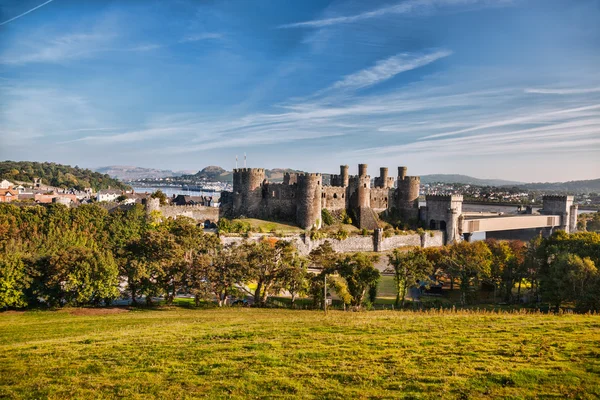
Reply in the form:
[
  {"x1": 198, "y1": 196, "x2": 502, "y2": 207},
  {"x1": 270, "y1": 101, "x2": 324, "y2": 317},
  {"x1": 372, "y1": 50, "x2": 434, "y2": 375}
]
[
  {"x1": 144, "y1": 197, "x2": 161, "y2": 219},
  {"x1": 357, "y1": 164, "x2": 371, "y2": 208},
  {"x1": 296, "y1": 173, "x2": 322, "y2": 229},
  {"x1": 340, "y1": 165, "x2": 349, "y2": 187},
  {"x1": 398, "y1": 166, "x2": 407, "y2": 181},
  {"x1": 233, "y1": 168, "x2": 265, "y2": 216}
]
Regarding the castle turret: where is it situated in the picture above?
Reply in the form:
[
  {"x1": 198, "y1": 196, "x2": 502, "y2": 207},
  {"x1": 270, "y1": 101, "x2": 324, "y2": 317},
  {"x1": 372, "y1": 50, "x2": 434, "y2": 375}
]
[
  {"x1": 340, "y1": 165, "x2": 349, "y2": 187},
  {"x1": 374, "y1": 167, "x2": 394, "y2": 189},
  {"x1": 357, "y1": 164, "x2": 371, "y2": 208},
  {"x1": 398, "y1": 166, "x2": 407, "y2": 180},
  {"x1": 395, "y1": 166, "x2": 420, "y2": 220},
  {"x1": 296, "y1": 173, "x2": 322, "y2": 229}
]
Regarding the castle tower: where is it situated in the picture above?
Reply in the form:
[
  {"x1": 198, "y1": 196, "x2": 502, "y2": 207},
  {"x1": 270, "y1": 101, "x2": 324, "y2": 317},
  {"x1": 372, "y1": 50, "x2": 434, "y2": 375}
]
[
  {"x1": 396, "y1": 166, "x2": 420, "y2": 220},
  {"x1": 374, "y1": 167, "x2": 395, "y2": 189},
  {"x1": 232, "y1": 168, "x2": 265, "y2": 216},
  {"x1": 340, "y1": 165, "x2": 349, "y2": 187},
  {"x1": 357, "y1": 164, "x2": 371, "y2": 208},
  {"x1": 541, "y1": 195, "x2": 577, "y2": 233},
  {"x1": 424, "y1": 195, "x2": 463, "y2": 244},
  {"x1": 296, "y1": 173, "x2": 322, "y2": 229},
  {"x1": 144, "y1": 197, "x2": 161, "y2": 219}
]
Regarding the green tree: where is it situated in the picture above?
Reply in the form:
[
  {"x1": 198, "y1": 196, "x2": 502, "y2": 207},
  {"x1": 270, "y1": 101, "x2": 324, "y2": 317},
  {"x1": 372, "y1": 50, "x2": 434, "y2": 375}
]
[
  {"x1": 151, "y1": 190, "x2": 168, "y2": 206},
  {"x1": 0, "y1": 252, "x2": 31, "y2": 309},
  {"x1": 37, "y1": 246, "x2": 119, "y2": 307},
  {"x1": 443, "y1": 241, "x2": 492, "y2": 305},
  {"x1": 387, "y1": 247, "x2": 433, "y2": 308},
  {"x1": 540, "y1": 252, "x2": 598, "y2": 312},
  {"x1": 337, "y1": 253, "x2": 380, "y2": 307}
]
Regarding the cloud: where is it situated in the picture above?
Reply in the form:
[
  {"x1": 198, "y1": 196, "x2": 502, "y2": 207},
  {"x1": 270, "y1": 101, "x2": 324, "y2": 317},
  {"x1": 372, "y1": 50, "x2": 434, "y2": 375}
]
[
  {"x1": 280, "y1": 0, "x2": 514, "y2": 28},
  {"x1": 525, "y1": 87, "x2": 600, "y2": 95},
  {"x1": 179, "y1": 33, "x2": 223, "y2": 43},
  {"x1": 0, "y1": 0, "x2": 54, "y2": 26},
  {"x1": 328, "y1": 50, "x2": 452, "y2": 91}
]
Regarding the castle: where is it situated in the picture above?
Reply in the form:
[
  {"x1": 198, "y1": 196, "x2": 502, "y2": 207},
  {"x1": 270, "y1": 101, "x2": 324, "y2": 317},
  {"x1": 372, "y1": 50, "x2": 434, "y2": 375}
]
[{"x1": 219, "y1": 164, "x2": 420, "y2": 229}]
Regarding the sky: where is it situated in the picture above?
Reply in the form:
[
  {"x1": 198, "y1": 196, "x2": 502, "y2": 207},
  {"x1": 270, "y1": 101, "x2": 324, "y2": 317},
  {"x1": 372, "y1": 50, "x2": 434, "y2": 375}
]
[{"x1": 0, "y1": 0, "x2": 599, "y2": 182}]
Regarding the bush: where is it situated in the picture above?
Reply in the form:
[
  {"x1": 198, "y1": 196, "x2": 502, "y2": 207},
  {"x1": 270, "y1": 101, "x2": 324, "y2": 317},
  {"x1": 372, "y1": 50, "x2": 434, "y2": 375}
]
[
  {"x1": 341, "y1": 210, "x2": 352, "y2": 225},
  {"x1": 334, "y1": 228, "x2": 349, "y2": 241},
  {"x1": 321, "y1": 209, "x2": 335, "y2": 226}
]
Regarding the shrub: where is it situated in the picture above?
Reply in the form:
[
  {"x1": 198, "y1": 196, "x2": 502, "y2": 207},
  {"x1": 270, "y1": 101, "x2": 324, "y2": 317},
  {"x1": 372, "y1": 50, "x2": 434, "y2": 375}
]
[
  {"x1": 341, "y1": 210, "x2": 352, "y2": 225},
  {"x1": 321, "y1": 209, "x2": 335, "y2": 226},
  {"x1": 334, "y1": 228, "x2": 349, "y2": 241}
]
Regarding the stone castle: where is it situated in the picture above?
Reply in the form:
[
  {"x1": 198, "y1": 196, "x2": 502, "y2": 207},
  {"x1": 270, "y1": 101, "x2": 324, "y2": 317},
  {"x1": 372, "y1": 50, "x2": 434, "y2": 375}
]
[{"x1": 219, "y1": 164, "x2": 420, "y2": 229}]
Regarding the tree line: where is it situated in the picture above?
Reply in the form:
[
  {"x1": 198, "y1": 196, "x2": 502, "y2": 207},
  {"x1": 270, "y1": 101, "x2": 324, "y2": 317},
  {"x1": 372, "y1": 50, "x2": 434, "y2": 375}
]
[
  {"x1": 0, "y1": 161, "x2": 130, "y2": 191},
  {"x1": 0, "y1": 203, "x2": 598, "y2": 312}
]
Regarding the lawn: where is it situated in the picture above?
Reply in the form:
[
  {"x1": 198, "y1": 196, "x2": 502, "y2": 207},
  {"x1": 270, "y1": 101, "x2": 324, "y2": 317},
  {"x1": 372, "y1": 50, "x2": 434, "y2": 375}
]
[{"x1": 1, "y1": 308, "x2": 599, "y2": 399}]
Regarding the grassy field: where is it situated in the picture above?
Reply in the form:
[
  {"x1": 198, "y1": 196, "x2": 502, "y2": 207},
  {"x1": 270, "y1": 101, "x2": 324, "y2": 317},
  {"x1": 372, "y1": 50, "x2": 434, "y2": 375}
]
[{"x1": 1, "y1": 309, "x2": 599, "y2": 399}]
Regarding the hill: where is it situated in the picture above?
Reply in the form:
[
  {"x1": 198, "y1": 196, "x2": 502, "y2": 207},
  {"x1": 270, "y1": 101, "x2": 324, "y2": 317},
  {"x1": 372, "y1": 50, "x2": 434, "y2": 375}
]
[
  {"x1": 516, "y1": 179, "x2": 600, "y2": 193},
  {"x1": 1, "y1": 309, "x2": 598, "y2": 399},
  {"x1": 181, "y1": 167, "x2": 304, "y2": 183},
  {"x1": 0, "y1": 161, "x2": 130, "y2": 191},
  {"x1": 420, "y1": 174, "x2": 523, "y2": 186},
  {"x1": 96, "y1": 166, "x2": 195, "y2": 180}
]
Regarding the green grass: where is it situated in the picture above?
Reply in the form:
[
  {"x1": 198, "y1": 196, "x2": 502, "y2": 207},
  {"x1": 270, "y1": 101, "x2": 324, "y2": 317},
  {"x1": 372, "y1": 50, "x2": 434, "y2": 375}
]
[
  {"x1": 235, "y1": 218, "x2": 304, "y2": 234},
  {"x1": 1, "y1": 309, "x2": 599, "y2": 399}
]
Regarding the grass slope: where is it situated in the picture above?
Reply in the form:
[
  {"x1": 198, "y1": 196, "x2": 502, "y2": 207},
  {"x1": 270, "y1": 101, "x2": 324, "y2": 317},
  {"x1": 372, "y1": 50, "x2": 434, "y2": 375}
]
[{"x1": 1, "y1": 309, "x2": 599, "y2": 399}]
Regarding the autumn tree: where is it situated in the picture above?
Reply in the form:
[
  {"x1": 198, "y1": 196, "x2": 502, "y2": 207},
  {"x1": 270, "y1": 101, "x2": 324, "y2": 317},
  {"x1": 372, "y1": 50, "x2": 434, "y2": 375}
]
[{"x1": 387, "y1": 247, "x2": 432, "y2": 308}]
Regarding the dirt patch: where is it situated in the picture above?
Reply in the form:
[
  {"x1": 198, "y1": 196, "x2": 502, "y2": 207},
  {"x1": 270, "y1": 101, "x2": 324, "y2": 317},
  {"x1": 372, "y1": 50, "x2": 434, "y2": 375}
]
[
  {"x1": 66, "y1": 307, "x2": 130, "y2": 316},
  {"x1": 1, "y1": 310, "x2": 27, "y2": 315}
]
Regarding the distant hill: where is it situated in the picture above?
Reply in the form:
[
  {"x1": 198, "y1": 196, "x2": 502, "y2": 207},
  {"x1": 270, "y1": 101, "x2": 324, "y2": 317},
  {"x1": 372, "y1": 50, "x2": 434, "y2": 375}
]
[
  {"x1": 96, "y1": 166, "x2": 195, "y2": 180},
  {"x1": 516, "y1": 179, "x2": 600, "y2": 193},
  {"x1": 1, "y1": 161, "x2": 130, "y2": 191},
  {"x1": 420, "y1": 174, "x2": 523, "y2": 186},
  {"x1": 182, "y1": 166, "x2": 304, "y2": 183}
]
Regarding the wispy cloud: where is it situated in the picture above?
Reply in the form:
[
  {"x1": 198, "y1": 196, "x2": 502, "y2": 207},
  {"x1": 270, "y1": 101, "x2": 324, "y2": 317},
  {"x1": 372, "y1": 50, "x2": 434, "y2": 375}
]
[
  {"x1": 0, "y1": 0, "x2": 54, "y2": 26},
  {"x1": 525, "y1": 87, "x2": 600, "y2": 95},
  {"x1": 280, "y1": 0, "x2": 514, "y2": 28},
  {"x1": 329, "y1": 50, "x2": 451, "y2": 91},
  {"x1": 179, "y1": 33, "x2": 223, "y2": 43}
]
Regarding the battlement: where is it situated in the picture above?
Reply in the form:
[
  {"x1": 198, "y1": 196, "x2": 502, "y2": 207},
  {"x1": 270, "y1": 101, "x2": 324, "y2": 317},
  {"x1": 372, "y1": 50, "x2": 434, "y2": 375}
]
[
  {"x1": 234, "y1": 168, "x2": 265, "y2": 173},
  {"x1": 543, "y1": 195, "x2": 574, "y2": 200},
  {"x1": 399, "y1": 176, "x2": 420, "y2": 182},
  {"x1": 426, "y1": 194, "x2": 463, "y2": 201},
  {"x1": 297, "y1": 173, "x2": 322, "y2": 177}
]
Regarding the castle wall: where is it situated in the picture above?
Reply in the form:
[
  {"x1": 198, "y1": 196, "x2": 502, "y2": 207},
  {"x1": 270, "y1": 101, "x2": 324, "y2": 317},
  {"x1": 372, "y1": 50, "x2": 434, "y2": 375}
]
[
  {"x1": 261, "y1": 183, "x2": 297, "y2": 221},
  {"x1": 370, "y1": 188, "x2": 391, "y2": 211},
  {"x1": 321, "y1": 186, "x2": 347, "y2": 210},
  {"x1": 159, "y1": 205, "x2": 220, "y2": 222},
  {"x1": 218, "y1": 230, "x2": 443, "y2": 256}
]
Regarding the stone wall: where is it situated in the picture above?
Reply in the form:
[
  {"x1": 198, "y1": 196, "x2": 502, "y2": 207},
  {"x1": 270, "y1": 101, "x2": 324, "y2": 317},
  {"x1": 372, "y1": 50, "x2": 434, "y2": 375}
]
[
  {"x1": 159, "y1": 204, "x2": 220, "y2": 222},
  {"x1": 370, "y1": 187, "x2": 391, "y2": 211},
  {"x1": 218, "y1": 230, "x2": 444, "y2": 256}
]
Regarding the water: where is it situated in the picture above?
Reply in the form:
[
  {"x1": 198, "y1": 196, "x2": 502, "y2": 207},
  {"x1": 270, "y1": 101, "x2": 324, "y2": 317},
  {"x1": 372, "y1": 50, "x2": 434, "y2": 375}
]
[{"x1": 131, "y1": 186, "x2": 220, "y2": 199}]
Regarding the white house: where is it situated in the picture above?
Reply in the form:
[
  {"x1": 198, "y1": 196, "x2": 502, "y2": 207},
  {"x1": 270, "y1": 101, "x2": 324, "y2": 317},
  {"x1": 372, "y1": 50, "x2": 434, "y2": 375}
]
[
  {"x1": 0, "y1": 179, "x2": 14, "y2": 189},
  {"x1": 97, "y1": 189, "x2": 123, "y2": 202}
]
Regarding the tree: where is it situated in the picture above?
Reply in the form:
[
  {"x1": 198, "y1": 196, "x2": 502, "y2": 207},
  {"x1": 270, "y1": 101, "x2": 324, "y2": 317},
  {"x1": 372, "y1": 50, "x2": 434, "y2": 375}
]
[
  {"x1": 151, "y1": 190, "x2": 168, "y2": 206},
  {"x1": 284, "y1": 255, "x2": 309, "y2": 307},
  {"x1": 387, "y1": 247, "x2": 433, "y2": 308},
  {"x1": 540, "y1": 252, "x2": 598, "y2": 312},
  {"x1": 37, "y1": 246, "x2": 119, "y2": 307},
  {"x1": 443, "y1": 241, "x2": 492, "y2": 305},
  {"x1": 485, "y1": 239, "x2": 513, "y2": 304},
  {"x1": 243, "y1": 239, "x2": 298, "y2": 306},
  {"x1": 337, "y1": 253, "x2": 380, "y2": 307},
  {"x1": 0, "y1": 252, "x2": 31, "y2": 309}
]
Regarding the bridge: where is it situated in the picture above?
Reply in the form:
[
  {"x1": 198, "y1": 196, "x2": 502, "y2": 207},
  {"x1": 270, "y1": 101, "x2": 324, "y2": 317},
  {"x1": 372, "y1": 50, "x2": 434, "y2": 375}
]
[{"x1": 421, "y1": 195, "x2": 578, "y2": 244}]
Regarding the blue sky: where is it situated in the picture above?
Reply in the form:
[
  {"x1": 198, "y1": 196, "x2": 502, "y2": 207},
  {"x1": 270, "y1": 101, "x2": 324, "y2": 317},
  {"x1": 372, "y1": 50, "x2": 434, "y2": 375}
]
[{"x1": 0, "y1": 0, "x2": 599, "y2": 181}]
